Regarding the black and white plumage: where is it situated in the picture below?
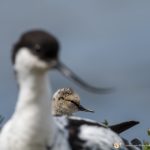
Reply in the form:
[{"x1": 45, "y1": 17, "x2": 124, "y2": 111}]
[
  {"x1": 54, "y1": 116, "x2": 123, "y2": 150},
  {"x1": 0, "y1": 30, "x2": 138, "y2": 150},
  {"x1": 109, "y1": 120, "x2": 139, "y2": 134},
  {"x1": 51, "y1": 88, "x2": 139, "y2": 135}
]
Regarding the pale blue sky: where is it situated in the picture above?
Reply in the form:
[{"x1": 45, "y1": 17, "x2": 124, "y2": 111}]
[{"x1": 0, "y1": 1, "x2": 150, "y2": 140}]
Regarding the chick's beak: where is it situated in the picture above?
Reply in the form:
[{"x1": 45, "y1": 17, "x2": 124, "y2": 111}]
[{"x1": 78, "y1": 105, "x2": 94, "y2": 113}]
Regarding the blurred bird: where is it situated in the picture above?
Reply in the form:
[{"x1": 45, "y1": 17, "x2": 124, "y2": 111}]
[{"x1": 0, "y1": 30, "x2": 138, "y2": 150}]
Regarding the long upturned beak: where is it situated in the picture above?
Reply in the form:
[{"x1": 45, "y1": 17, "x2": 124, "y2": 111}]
[
  {"x1": 55, "y1": 61, "x2": 113, "y2": 94},
  {"x1": 78, "y1": 104, "x2": 94, "y2": 113}
]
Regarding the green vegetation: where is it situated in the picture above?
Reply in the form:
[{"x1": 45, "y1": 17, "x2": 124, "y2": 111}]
[
  {"x1": 143, "y1": 129, "x2": 150, "y2": 150},
  {"x1": 102, "y1": 119, "x2": 109, "y2": 127}
]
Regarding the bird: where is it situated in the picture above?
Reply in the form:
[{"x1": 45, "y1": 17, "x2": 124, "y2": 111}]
[
  {"x1": 52, "y1": 87, "x2": 94, "y2": 116},
  {"x1": 51, "y1": 88, "x2": 139, "y2": 134},
  {"x1": 0, "y1": 29, "x2": 138, "y2": 150}
]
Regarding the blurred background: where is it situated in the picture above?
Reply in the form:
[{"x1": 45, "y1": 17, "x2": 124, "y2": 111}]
[{"x1": 0, "y1": 0, "x2": 150, "y2": 140}]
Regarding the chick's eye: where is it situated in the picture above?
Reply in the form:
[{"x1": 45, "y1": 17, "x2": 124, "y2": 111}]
[{"x1": 58, "y1": 97, "x2": 64, "y2": 100}]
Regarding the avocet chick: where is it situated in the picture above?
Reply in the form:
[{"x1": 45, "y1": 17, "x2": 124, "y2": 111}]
[{"x1": 52, "y1": 88, "x2": 94, "y2": 116}]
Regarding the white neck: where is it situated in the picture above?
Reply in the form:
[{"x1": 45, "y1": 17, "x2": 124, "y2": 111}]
[
  {"x1": 16, "y1": 70, "x2": 51, "y2": 114},
  {"x1": 12, "y1": 67, "x2": 55, "y2": 146}
]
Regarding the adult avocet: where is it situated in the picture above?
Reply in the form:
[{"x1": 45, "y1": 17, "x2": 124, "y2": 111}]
[{"x1": 0, "y1": 30, "x2": 139, "y2": 150}]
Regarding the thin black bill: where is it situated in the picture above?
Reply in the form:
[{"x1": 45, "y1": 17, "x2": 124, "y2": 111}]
[
  {"x1": 55, "y1": 61, "x2": 114, "y2": 94},
  {"x1": 78, "y1": 105, "x2": 94, "y2": 113}
]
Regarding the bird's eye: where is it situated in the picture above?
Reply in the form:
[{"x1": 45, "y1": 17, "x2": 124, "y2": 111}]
[
  {"x1": 34, "y1": 44, "x2": 41, "y2": 53},
  {"x1": 58, "y1": 97, "x2": 64, "y2": 100}
]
